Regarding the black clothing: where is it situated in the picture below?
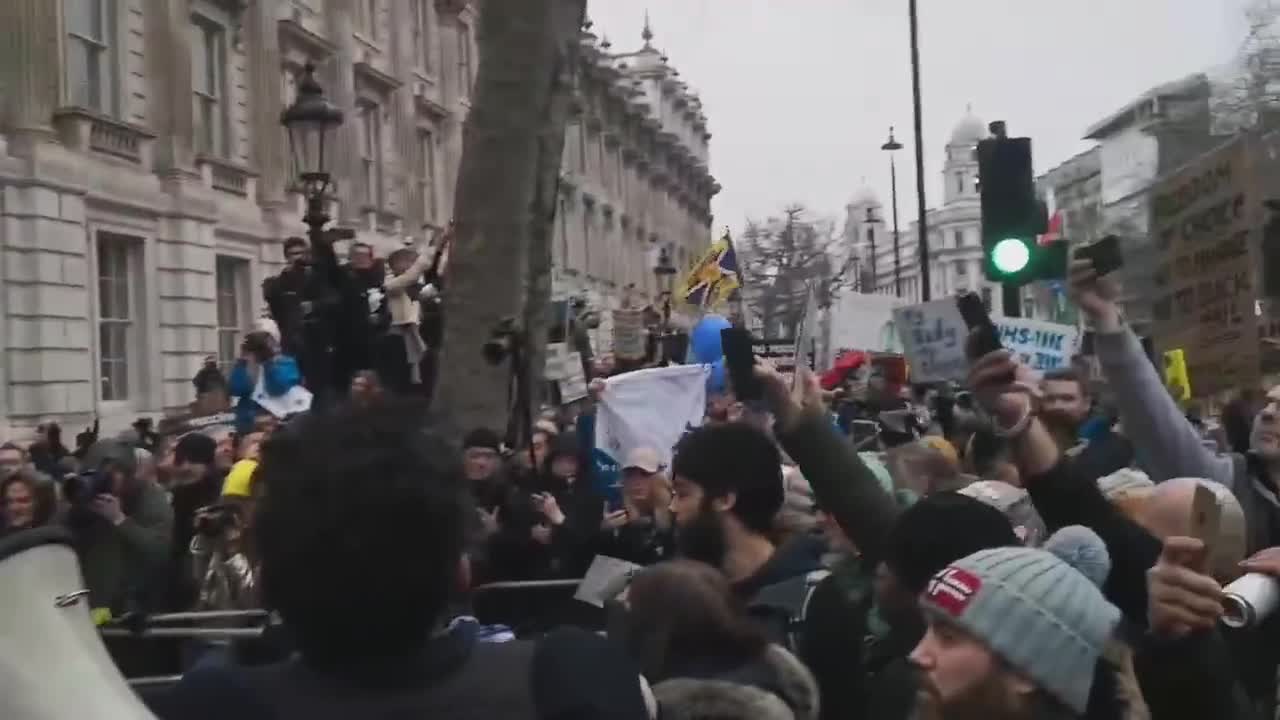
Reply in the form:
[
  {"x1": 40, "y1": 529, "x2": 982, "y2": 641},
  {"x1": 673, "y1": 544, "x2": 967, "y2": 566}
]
[
  {"x1": 167, "y1": 470, "x2": 225, "y2": 610},
  {"x1": 152, "y1": 620, "x2": 536, "y2": 720}
]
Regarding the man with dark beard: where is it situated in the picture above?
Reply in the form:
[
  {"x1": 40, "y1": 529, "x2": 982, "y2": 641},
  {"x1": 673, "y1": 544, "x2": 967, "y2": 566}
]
[
  {"x1": 1041, "y1": 369, "x2": 1132, "y2": 480},
  {"x1": 909, "y1": 546, "x2": 1125, "y2": 720},
  {"x1": 668, "y1": 423, "x2": 825, "y2": 644},
  {"x1": 1040, "y1": 369, "x2": 1092, "y2": 449}
]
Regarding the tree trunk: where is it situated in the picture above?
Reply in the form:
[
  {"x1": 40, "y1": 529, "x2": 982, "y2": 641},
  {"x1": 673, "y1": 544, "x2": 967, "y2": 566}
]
[
  {"x1": 434, "y1": 0, "x2": 587, "y2": 441},
  {"x1": 521, "y1": 0, "x2": 587, "y2": 417}
]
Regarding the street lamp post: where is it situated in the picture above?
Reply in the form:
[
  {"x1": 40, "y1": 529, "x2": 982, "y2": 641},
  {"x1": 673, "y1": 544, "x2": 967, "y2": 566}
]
[
  {"x1": 882, "y1": 127, "x2": 904, "y2": 298},
  {"x1": 280, "y1": 63, "x2": 345, "y2": 253},
  {"x1": 909, "y1": 0, "x2": 931, "y2": 300},
  {"x1": 654, "y1": 246, "x2": 678, "y2": 363},
  {"x1": 864, "y1": 207, "x2": 880, "y2": 293}
]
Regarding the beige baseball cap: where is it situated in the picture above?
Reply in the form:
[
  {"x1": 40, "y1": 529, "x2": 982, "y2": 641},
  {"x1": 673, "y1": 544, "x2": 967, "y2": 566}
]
[{"x1": 622, "y1": 447, "x2": 662, "y2": 474}]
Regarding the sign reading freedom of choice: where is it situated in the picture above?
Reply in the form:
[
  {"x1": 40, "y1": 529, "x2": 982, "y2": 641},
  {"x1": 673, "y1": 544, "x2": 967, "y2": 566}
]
[
  {"x1": 1150, "y1": 135, "x2": 1260, "y2": 397},
  {"x1": 893, "y1": 299, "x2": 1080, "y2": 383}
]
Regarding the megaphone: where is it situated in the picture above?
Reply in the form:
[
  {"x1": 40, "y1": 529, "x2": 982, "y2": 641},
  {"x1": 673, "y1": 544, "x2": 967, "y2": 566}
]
[{"x1": 0, "y1": 526, "x2": 156, "y2": 719}]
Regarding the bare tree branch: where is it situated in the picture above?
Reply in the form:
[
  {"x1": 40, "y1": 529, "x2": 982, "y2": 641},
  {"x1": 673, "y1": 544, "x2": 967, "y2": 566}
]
[{"x1": 737, "y1": 205, "x2": 856, "y2": 337}]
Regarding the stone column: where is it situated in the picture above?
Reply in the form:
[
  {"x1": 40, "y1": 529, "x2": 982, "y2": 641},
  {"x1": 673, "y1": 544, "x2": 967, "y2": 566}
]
[
  {"x1": 0, "y1": 0, "x2": 61, "y2": 139},
  {"x1": 146, "y1": 0, "x2": 196, "y2": 175},
  {"x1": 246, "y1": 0, "x2": 286, "y2": 205},
  {"x1": 324, "y1": 0, "x2": 360, "y2": 221}
]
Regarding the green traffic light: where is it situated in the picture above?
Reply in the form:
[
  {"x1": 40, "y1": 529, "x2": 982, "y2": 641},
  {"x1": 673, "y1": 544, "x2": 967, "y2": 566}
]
[{"x1": 992, "y1": 238, "x2": 1031, "y2": 274}]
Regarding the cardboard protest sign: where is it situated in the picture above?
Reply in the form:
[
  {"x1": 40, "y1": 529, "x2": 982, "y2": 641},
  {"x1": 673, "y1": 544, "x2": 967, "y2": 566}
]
[
  {"x1": 612, "y1": 309, "x2": 646, "y2": 360},
  {"x1": 893, "y1": 298, "x2": 1079, "y2": 382},
  {"x1": 1150, "y1": 136, "x2": 1260, "y2": 396}
]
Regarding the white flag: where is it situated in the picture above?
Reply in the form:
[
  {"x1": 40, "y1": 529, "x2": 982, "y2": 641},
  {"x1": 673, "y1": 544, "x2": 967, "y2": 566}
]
[{"x1": 595, "y1": 364, "x2": 709, "y2": 470}]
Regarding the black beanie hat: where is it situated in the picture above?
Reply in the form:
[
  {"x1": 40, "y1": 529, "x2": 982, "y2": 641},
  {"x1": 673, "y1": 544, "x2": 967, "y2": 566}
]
[
  {"x1": 882, "y1": 491, "x2": 1020, "y2": 594},
  {"x1": 462, "y1": 428, "x2": 502, "y2": 452},
  {"x1": 532, "y1": 627, "x2": 652, "y2": 720}
]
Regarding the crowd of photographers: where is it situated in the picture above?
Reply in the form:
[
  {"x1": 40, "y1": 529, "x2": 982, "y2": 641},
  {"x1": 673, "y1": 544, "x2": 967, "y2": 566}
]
[{"x1": 11, "y1": 233, "x2": 1280, "y2": 720}]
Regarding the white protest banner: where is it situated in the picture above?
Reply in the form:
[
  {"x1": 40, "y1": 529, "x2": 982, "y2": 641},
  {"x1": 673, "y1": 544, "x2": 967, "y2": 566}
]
[
  {"x1": 894, "y1": 298, "x2": 1079, "y2": 382},
  {"x1": 994, "y1": 317, "x2": 1080, "y2": 373},
  {"x1": 595, "y1": 364, "x2": 709, "y2": 471},
  {"x1": 559, "y1": 350, "x2": 588, "y2": 403},
  {"x1": 544, "y1": 342, "x2": 570, "y2": 381},
  {"x1": 612, "y1": 309, "x2": 646, "y2": 360},
  {"x1": 893, "y1": 300, "x2": 967, "y2": 383}
]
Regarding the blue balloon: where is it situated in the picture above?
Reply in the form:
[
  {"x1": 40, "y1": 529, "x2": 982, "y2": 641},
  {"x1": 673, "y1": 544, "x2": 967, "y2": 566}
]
[
  {"x1": 690, "y1": 314, "x2": 732, "y2": 364},
  {"x1": 706, "y1": 359, "x2": 727, "y2": 395}
]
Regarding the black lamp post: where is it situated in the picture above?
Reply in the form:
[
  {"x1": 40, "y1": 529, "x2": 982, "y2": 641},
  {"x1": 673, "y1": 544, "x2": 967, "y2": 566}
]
[
  {"x1": 654, "y1": 246, "x2": 678, "y2": 363},
  {"x1": 280, "y1": 63, "x2": 344, "y2": 250},
  {"x1": 881, "y1": 127, "x2": 904, "y2": 298}
]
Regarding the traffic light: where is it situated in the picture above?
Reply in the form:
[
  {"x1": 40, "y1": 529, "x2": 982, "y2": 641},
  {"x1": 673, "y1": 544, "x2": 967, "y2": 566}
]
[{"x1": 977, "y1": 134, "x2": 1052, "y2": 285}]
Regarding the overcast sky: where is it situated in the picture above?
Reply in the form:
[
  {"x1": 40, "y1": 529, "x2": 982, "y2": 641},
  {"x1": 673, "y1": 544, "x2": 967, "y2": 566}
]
[{"x1": 589, "y1": 0, "x2": 1250, "y2": 233}]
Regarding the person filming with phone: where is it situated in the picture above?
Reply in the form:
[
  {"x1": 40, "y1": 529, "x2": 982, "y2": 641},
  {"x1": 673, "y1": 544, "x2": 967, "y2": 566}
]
[{"x1": 65, "y1": 439, "x2": 173, "y2": 615}]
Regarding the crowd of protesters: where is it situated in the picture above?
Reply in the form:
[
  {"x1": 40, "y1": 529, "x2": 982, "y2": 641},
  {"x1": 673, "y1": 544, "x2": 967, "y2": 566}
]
[{"x1": 6, "y1": 233, "x2": 1280, "y2": 720}]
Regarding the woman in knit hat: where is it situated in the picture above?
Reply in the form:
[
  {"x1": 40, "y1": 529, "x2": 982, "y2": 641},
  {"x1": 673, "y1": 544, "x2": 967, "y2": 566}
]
[{"x1": 909, "y1": 544, "x2": 1127, "y2": 720}]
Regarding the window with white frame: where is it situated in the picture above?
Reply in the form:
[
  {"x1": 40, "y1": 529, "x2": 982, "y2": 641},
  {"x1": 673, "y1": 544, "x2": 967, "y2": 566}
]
[
  {"x1": 413, "y1": 0, "x2": 433, "y2": 73},
  {"x1": 215, "y1": 255, "x2": 250, "y2": 373},
  {"x1": 96, "y1": 232, "x2": 138, "y2": 402},
  {"x1": 416, "y1": 129, "x2": 438, "y2": 224},
  {"x1": 64, "y1": 0, "x2": 118, "y2": 115},
  {"x1": 191, "y1": 16, "x2": 228, "y2": 157},
  {"x1": 358, "y1": 102, "x2": 383, "y2": 208},
  {"x1": 953, "y1": 229, "x2": 964, "y2": 248},
  {"x1": 457, "y1": 22, "x2": 474, "y2": 98}
]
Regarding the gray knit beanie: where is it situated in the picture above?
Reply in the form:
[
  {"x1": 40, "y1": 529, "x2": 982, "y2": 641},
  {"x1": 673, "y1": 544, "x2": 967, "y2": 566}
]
[{"x1": 920, "y1": 546, "x2": 1121, "y2": 714}]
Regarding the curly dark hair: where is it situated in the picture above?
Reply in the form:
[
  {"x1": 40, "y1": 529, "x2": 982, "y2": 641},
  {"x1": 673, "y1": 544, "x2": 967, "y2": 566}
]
[{"x1": 252, "y1": 397, "x2": 469, "y2": 667}]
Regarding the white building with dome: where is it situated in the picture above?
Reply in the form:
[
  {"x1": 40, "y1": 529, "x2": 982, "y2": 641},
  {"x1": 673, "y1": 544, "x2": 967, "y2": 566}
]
[{"x1": 843, "y1": 109, "x2": 1005, "y2": 311}]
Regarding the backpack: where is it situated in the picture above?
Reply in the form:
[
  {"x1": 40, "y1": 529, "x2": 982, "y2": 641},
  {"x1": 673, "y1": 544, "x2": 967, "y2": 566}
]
[{"x1": 746, "y1": 569, "x2": 831, "y2": 655}]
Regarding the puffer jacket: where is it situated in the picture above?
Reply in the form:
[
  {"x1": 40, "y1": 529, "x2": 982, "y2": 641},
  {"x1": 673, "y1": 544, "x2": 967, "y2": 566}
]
[{"x1": 651, "y1": 644, "x2": 819, "y2": 720}]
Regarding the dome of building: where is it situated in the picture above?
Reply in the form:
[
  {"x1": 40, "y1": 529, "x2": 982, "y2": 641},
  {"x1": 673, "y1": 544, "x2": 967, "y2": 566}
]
[
  {"x1": 950, "y1": 108, "x2": 986, "y2": 146},
  {"x1": 849, "y1": 182, "x2": 880, "y2": 207}
]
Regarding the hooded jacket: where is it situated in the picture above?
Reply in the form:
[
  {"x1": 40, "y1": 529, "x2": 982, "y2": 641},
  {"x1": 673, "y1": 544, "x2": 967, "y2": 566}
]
[{"x1": 652, "y1": 644, "x2": 820, "y2": 720}]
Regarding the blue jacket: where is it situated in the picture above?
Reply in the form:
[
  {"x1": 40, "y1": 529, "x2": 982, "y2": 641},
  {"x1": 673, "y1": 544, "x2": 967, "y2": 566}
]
[{"x1": 227, "y1": 355, "x2": 301, "y2": 433}]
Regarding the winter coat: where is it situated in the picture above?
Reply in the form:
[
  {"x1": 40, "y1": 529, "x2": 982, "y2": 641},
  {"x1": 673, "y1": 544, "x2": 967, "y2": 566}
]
[
  {"x1": 652, "y1": 644, "x2": 820, "y2": 720},
  {"x1": 383, "y1": 243, "x2": 434, "y2": 327},
  {"x1": 227, "y1": 355, "x2": 302, "y2": 434}
]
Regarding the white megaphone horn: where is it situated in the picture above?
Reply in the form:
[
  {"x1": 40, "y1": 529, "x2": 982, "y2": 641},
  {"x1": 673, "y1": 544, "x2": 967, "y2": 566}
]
[{"x1": 0, "y1": 527, "x2": 157, "y2": 719}]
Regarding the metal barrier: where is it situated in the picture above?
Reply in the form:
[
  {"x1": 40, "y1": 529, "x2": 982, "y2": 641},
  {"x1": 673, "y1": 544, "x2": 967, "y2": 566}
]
[{"x1": 117, "y1": 581, "x2": 595, "y2": 687}]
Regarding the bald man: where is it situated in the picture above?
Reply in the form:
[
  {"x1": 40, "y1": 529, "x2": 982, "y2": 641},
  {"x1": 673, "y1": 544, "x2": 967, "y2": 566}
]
[{"x1": 1136, "y1": 477, "x2": 1247, "y2": 583}]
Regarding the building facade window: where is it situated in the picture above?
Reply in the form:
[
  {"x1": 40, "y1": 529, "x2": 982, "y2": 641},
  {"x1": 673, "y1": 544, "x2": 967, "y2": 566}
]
[
  {"x1": 955, "y1": 259, "x2": 968, "y2": 276},
  {"x1": 412, "y1": 0, "x2": 433, "y2": 73},
  {"x1": 416, "y1": 129, "x2": 438, "y2": 224},
  {"x1": 954, "y1": 229, "x2": 964, "y2": 248},
  {"x1": 215, "y1": 255, "x2": 250, "y2": 373},
  {"x1": 95, "y1": 233, "x2": 138, "y2": 402},
  {"x1": 456, "y1": 23, "x2": 474, "y2": 98},
  {"x1": 955, "y1": 172, "x2": 966, "y2": 195},
  {"x1": 64, "y1": 0, "x2": 118, "y2": 115},
  {"x1": 358, "y1": 102, "x2": 383, "y2": 208},
  {"x1": 191, "y1": 16, "x2": 228, "y2": 157}
]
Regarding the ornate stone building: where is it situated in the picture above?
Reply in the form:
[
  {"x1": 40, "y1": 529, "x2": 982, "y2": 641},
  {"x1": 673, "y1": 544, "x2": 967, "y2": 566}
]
[
  {"x1": 0, "y1": 3, "x2": 716, "y2": 435},
  {"x1": 552, "y1": 18, "x2": 718, "y2": 348},
  {"x1": 0, "y1": 0, "x2": 481, "y2": 435},
  {"x1": 843, "y1": 109, "x2": 1002, "y2": 310}
]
